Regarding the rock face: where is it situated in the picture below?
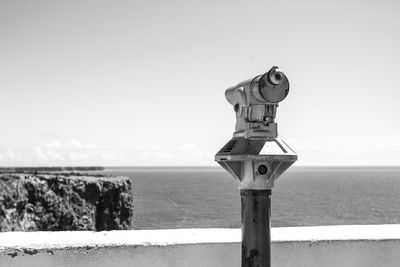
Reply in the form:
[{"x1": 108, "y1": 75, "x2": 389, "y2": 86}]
[{"x1": 0, "y1": 173, "x2": 133, "y2": 232}]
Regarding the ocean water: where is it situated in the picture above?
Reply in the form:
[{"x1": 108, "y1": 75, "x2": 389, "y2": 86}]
[{"x1": 102, "y1": 166, "x2": 400, "y2": 230}]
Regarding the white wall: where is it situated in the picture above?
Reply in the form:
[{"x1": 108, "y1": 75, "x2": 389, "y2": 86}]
[{"x1": 1, "y1": 225, "x2": 400, "y2": 267}]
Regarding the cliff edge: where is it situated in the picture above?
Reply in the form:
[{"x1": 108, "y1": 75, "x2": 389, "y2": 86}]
[{"x1": 0, "y1": 172, "x2": 133, "y2": 231}]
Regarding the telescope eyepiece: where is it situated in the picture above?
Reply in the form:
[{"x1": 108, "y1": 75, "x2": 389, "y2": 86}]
[
  {"x1": 258, "y1": 66, "x2": 289, "y2": 103},
  {"x1": 268, "y1": 68, "x2": 285, "y2": 85}
]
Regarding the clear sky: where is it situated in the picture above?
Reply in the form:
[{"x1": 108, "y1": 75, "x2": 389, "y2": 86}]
[{"x1": 1, "y1": 0, "x2": 399, "y2": 166}]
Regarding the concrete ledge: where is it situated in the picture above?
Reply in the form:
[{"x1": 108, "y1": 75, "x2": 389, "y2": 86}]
[{"x1": 1, "y1": 225, "x2": 400, "y2": 267}]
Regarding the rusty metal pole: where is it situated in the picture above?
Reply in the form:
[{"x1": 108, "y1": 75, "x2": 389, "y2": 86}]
[{"x1": 241, "y1": 189, "x2": 271, "y2": 267}]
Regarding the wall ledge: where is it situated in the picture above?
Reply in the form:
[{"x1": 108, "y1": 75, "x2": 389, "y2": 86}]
[
  {"x1": 1, "y1": 224, "x2": 400, "y2": 252},
  {"x1": 2, "y1": 225, "x2": 400, "y2": 267}
]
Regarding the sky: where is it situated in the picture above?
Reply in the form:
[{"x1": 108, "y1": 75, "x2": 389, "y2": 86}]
[{"x1": 0, "y1": 0, "x2": 400, "y2": 166}]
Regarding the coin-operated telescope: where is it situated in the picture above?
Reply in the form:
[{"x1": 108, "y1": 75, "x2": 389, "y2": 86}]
[{"x1": 215, "y1": 66, "x2": 297, "y2": 267}]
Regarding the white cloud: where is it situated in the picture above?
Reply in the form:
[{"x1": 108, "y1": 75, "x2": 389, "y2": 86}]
[
  {"x1": 2, "y1": 138, "x2": 124, "y2": 165},
  {"x1": 0, "y1": 148, "x2": 22, "y2": 164},
  {"x1": 44, "y1": 139, "x2": 63, "y2": 149},
  {"x1": 46, "y1": 150, "x2": 64, "y2": 160},
  {"x1": 34, "y1": 146, "x2": 47, "y2": 160},
  {"x1": 44, "y1": 138, "x2": 97, "y2": 150},
  {"x1": 6, "y1": 148, "x2": 20, "y2": 160},
  {"x1": 30, "y1": 138, "x2": 98, "y2": 164},
  {"x1": 68, "y1": 153, "x2": 90, "y2": 161},
  {"x1": 140, "y1": 151, "x2": 151, "y2": 159},
  {"x1": 128, "y1": 143, "x2": 212, "y2": 164},
  {"x1": 101, "y1": 153, "x2": 117, "y2": 161},
  {"x1": 69, "y1": 139, "x2": 97, "y2": 149},
  {"x1": 4, "y1": 136, "x2": 398, "y2": 166},
  {"x1": 179, "y1": 143, "x2": 212, "y2": 160},
  {"x1": 155, "y1": 151, "x2": 177, "y2": 160},
  {"x1": 286, "y1": 135, "x2": 400, "y2": 165},
  {"x1": 151, "y1": 144, "x2": 161, "y2": 151},
  {"x1": 34, "y1": 146, "x2": 64, "y2": 160},
  {"x1": 288, "y1": 135, "x2": 400, "y2": 152}
]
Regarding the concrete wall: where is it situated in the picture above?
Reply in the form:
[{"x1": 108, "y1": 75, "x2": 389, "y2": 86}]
[{"x1": 1, "y1": 225, "x2": 400, "y2": 267}]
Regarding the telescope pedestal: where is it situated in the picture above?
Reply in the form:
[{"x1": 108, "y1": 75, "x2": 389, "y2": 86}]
[
  {"x1": 215, "y1": 66, "x2": 297, "y2": 266},
  {"x1": 241, "y1": 189, "x2": 271, "y2": 267}
]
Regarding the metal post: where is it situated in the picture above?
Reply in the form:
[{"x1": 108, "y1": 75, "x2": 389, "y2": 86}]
[{"x1": 241, "y1": 189, "x2": 271, "y2": 267}]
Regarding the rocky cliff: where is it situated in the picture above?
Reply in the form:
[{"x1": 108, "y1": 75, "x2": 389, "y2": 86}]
[{"x1": 0, "y1": 172, "x2": 133, "y2": 231}]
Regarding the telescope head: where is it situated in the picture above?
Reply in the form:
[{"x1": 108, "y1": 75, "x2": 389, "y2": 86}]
[{"x1": 225, "y1": 66, "x2": 290, "y2": 139}]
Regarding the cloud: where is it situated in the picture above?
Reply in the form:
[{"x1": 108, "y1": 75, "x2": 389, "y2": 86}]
[
  {"x1": 286, "y1": 135, "x2": 400, "y2": 165},
  {"x1": 101, "y1": 153, "x2": 117, "y2": 161},
  {"x1": 130, "y1": 143, "x2": 212, "y2": 164},
  {"x1": 34, "y1": 146, "x2": 64, "y2": 161},
  {"x1": 155, "y1": 151, "x2": 177, "y2": 160},
  {"x1": 34, "y1": 146, "x2": 48, "y2": 160},
  {"x1": 141, "y1": 144, "x2": 179, "y2": 160},
  {"x1": 5, "y1": 136, "x2": 398, "y2": 166},
  {"x1": 69, "y1": 139, "x2": 97, "y2": 149},
  {"x1": 0, "y1": 148, "x2": 22, "y2": 164},
  {"x1": 44, "y1": 138, "x2": 97, "y2": 150},
  {"x1": 1, "y1": 138, "x2": 125, "y2": 165},
  {"x1": 151, "y1": 144, "x2": 161, "y2": 151},
  {"x1": 288, "y1": 135, "x2": 400, "y2": 152},
  {"x1": 6, "y1": 148, "x2": 21, "y2": 160},
  {"x1": 44, "y1": 139, "x2": 62, "y2": 149},
  {"x1": 30, "y1": 138, "x2": 98, "y2": 164},
  {"x1": 140, "y1": 151, "x2": 151, "y2": 159},
  {"x1": 179, "y1": 143, "x2": 212, "y2": 160},
  {"x1": 100, "y1": 151, "x2": 126, "y2": 161},
  {"x1": 68, "y1": 153, "x2": 90, "y2": 161}
]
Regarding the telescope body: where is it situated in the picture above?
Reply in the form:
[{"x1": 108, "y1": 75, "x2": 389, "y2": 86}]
[
  {"x1": 225, "y1": 66, "x2": 289, "y2": 139},
  {"x1": 216, "y1": 66, "x2": 296, "y2": 190}
]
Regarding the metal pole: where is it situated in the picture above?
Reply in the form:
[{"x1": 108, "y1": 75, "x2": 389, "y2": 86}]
[{"x1": 241, "y1": 189, "x2": 271, "y2": 267}]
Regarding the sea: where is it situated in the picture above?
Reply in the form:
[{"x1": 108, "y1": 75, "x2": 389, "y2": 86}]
[{"x1": 101, "y1": 166, "x2": 400, "y2": 230}]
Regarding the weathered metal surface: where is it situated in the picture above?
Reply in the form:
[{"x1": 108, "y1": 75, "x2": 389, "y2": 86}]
[{"x1": 241, "y1": 189, "x2": 271, "y2": 267}]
